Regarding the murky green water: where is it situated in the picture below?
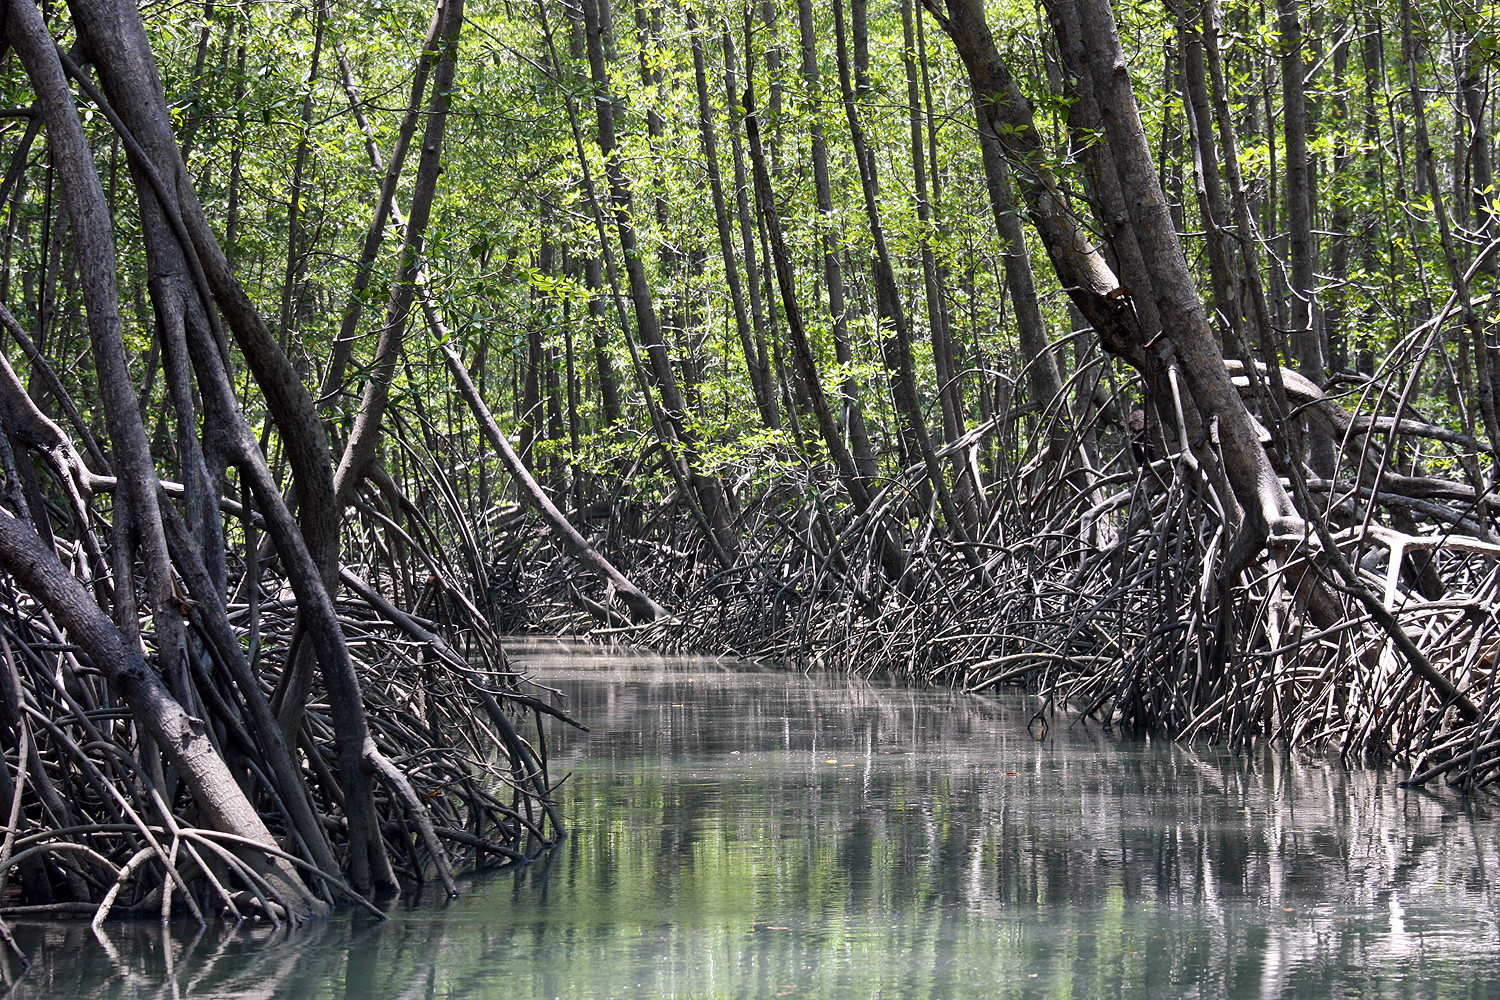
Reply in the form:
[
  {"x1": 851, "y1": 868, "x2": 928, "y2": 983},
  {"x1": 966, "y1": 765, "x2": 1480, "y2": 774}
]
[{"x1": 8, "y1": 642, "x2": 1500, "y2": 998}]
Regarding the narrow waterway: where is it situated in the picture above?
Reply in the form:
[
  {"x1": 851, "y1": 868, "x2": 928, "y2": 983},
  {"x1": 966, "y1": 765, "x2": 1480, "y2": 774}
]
[{"x1": 10, "y1": 641, "x2": 1500, "y2": 998}]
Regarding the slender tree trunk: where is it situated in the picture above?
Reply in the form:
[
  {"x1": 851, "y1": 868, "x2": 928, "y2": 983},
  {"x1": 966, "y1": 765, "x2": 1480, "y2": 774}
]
[
  {"x1": 852, "y1": 0, "x2": 870, "y2": 93},
  {"x1": 423, "y1": 293, "x2": 665, "y2": 622},
  {"x1": 1180, "y1": 13, "x2": 1244, "y2": 355},
  {"x1": 1278, "y1": 0, "x2": 1334, "y2": 475},
  {"x1": 632, "y1": 1, "x2": 683, "y2": 387},
  {"x1": 275, "y1": 3, "x2": 324, "y2": 356},
  {"x1": 903, "y1": 0, "x2": 959, "y2": 450},
  {"x1": 319, "y1": 10, "x2": 444, "y2": 405},
  {"x1": 63, "y1": 0, "x2": 472, "y2": 895},
  {"x1": 4, "y1": 0, "x2": 329, "y2": 915},
  {"x1": 722, "y1": 29, "x2": 778, "y2": 430},
  {"x1": 1461, "y1": 38, "x2": 1497, "y2": 242},
  {"x1": 578, "y1": 0, "x2": 739, "y2": 564},
  {"x1": 834, "y1": 0, "x2": 971, "y2": 543},
  {"x1": 903, "y1": 0, "x2": 976, "y2": 526},
  {"x1": 22, "y1": 0, "x2": 187, "y2": 718},
  {"x1": 796, "y1": 0, "x2": 877, "y2": 478},
  {"x1": 971, "y1": 97, "x2": 1075, "y2": 469},
  {"x1": 1324, "y1": 32, "x2": 1351, "y2": 375},
  {"x1": 333, "y1": 0, "x2": 463, "y2": 504},
  {"x1": 583, "y1": 254, "x2": 623, "y2": 424},
  {"x1": 761, "y1": 1, "x2": 784, "y2": 179},
  {"x1": 1458, "y1": 28, "x2": 1500, "y2": 438},
  {"x1": 687, "y1": 10, "x2": 778, "y2": 430},
  {"x1": 1400, "y1": 0, "x2": 1500, "y2": 465},
  {"x1": 1161, "y1": 42, "x2": 1185, "y2": 234},
  {"x1": 176, "y1": 0, "x2": 218, "y2": 161},
  {"x1": 743, "y1": 43, "x2": 871, "y2": 510},
  {"x1": 224, "y1": 17, "x2": 246, "y2": 254},
  {"x1": 521, "y1": 218, "x2": 547, "y2": 464}
]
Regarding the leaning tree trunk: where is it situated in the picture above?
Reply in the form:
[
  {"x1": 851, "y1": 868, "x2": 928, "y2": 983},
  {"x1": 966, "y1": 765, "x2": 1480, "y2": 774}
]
[
  {"x1": 333, "y1": 0, "x2": 464, "y2": 504},
  {"x1": 970, "y1": 103, "x2": 1079, "y2": 475},
  {"x1": 932, "y1": 0, "x2": 1477, "y2": 712},
  {"x1": 61, "y1": 0, "x2": 479, "y2": 896},
  {"x1": 0, "y1": 0, "x2": 327, "y2": 917},
  {"x1": 423, "y1": 292, "x2": 667, "y2": 623},
  {"x1": 1399, "y1": 0, "x2": 1500, "y2": 470},
  {"x1": 930, "y1": 0, "x2": 1296, "y2": 542},
  {"x1": 0, "y1": 507, "x2": 325, "y2": 916},
  {"x1": 68, "y1": 0, "x2": 343, "y2": 594},
  {"x1": 11, "y1": 0, "x2": 188, "y2": 717},
  {"x1": 722, "y1": 28, "x2": 778, "y2": 431},
  {"x1": 745, "y1": 71, "x2": 878, "y2": 519},
  {"x1": 319, "y1": 8, "x2": 444, "y2": 405}
]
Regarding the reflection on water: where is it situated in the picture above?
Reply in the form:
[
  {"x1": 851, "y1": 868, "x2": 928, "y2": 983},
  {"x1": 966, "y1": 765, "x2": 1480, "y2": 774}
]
[{"x1": 8, "y1": 641, "x2": 1500, "y2": 999}]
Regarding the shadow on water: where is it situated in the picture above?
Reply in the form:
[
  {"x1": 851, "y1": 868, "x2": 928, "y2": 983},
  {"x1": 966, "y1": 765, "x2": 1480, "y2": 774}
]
[{"x1": 6, "y1": 640, "x2": 1500, "y2": 999}]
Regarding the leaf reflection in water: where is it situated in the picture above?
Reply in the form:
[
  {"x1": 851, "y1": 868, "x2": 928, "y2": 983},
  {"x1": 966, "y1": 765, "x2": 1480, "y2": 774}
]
[{"x1": 5, "y1": 642, "x2": 1500, "y2": 1000}]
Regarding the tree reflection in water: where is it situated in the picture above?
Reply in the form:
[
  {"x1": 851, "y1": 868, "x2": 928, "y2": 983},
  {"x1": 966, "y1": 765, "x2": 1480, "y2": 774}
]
[{"x1": 6, "y1": 642, "x2": 1499, "y2": 999}]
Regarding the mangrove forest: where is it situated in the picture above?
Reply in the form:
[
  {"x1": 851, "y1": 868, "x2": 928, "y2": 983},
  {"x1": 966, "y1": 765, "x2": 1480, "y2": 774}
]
[{"x1": 0, "y1": 0, "x2": 1492, "y2": 965}]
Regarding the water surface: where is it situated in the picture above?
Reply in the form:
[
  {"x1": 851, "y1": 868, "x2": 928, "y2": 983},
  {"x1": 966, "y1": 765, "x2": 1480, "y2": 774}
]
[{"x1": 9, "y1": 641, "x2": 1500, "y2": 998}]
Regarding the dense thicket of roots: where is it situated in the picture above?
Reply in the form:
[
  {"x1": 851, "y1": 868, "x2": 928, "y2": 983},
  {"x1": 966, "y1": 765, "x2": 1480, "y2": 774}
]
[
  {"x1": 493, "y1": 369, "x2": 1500, "y2": 798},
  {"x1": 0, "y1": 488, "x2": 564, "y2": 932}
]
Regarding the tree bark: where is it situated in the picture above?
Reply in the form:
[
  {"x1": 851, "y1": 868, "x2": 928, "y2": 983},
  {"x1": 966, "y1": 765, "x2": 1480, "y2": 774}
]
[
  {"x1": 0, "y1": 0, "x2": 325, "y2": 915},
  {"x1": 971, "y1": 98, "x2": 1075, "y2": 469},
  {"x1": 63, "y1": 0, "x2": 452, "y2": 894},
  {"x1": 274, "y1": 3, "x2": 325, "y2": 358},
  {"x1": 0, "y1": 505, "x2": 325, "y2": 917},
  {"x1": 1399, "y1": 0, "x2": 1500, "y2": 467},
  {"x1": 931, "y1": 0, "x2": 1297, "y2": 539},
  {"x1": 12, "y1": 0, "x2": 188, "y2": 714},
  {"x1": 67, "y1": 0, "x2": 343, "y2": 594}
]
